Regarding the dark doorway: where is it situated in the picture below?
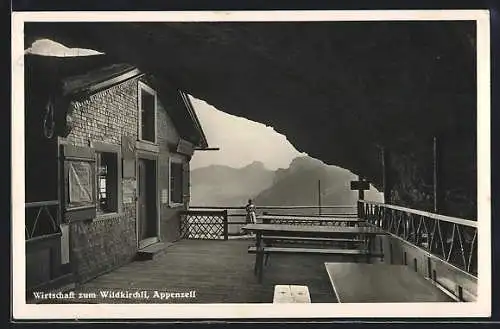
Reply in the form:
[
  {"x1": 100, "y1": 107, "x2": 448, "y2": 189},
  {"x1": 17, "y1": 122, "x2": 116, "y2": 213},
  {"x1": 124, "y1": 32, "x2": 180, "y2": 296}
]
[{"x1": 137, "y1": 158, "x2": 158, "y2": 248}]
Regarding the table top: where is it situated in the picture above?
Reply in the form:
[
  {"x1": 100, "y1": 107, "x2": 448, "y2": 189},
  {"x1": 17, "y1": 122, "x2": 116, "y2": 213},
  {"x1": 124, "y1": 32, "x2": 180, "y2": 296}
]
[
  {"x1": 324, "y1": 262, "x2": 454, "y2": 303},
  {"x1": 242, "y1": 223, "x2": 387, "y2": 236},
  {"x1": 259, "y1": 215, "x2": 365, "y2": 222}
]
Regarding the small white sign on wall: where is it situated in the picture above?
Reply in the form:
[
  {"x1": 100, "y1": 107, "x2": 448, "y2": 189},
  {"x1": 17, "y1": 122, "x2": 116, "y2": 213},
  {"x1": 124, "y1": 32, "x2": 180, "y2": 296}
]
[
  {"x1": 161, "y1": 189, "x2": 169, "y2": 204},
  {"x1": 123, "y1": 179, "x2": 136, "y2": 204}
]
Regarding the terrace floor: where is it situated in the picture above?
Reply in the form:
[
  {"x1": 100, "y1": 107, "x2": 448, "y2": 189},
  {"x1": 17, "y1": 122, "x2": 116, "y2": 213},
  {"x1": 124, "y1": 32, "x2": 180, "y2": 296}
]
[{"x1": 35, "y1": 239, "x2": 374, "y2": 304}]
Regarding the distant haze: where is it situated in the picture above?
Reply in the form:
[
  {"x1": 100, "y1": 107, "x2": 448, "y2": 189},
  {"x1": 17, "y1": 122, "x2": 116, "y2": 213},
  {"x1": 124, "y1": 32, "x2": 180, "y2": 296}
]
[{"x1": 189, "y1": 97, "x2": 306, "y2": 170}]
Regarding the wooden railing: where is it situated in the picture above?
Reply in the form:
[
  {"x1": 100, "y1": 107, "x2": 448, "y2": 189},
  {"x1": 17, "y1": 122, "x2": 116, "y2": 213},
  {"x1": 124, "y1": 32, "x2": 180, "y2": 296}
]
[
  {"x1": 191, "y1": 205, "x2": 357, "y2": 216},
  {"x1": 25, "y1": 200, "x2": 61, "y2": 240},
  {"x1": 358, "y1": 200, "x2": 477, "y2": 276}
]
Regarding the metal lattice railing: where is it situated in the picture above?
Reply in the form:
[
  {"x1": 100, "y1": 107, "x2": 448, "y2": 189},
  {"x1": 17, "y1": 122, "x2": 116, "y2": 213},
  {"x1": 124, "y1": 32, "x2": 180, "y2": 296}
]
[
  {"x1": 25, "y1": 200, "x2": 61, "y2": 240},
  {"x1": 359, "y1": 200, "x2": 477, "y2": 276},
  {"x1": 180, "y1": 210, "x2": 228, "y2": 240},
  {"x1": 189, "y1": 206, "x2": 359, "y2": 236}
]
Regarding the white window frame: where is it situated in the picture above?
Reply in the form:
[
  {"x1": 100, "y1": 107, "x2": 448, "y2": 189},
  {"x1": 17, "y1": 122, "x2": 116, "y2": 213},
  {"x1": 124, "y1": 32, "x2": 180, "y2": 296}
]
[
  {"x1": 138, "y1": 81, "x2": 158, "y2": 144},
  {"x1": 168, "y1": 156, "x2": 184, "y2": 207}
]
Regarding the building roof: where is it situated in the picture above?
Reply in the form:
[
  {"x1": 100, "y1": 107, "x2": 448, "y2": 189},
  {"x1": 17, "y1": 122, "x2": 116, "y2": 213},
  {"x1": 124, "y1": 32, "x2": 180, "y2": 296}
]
[{"x1": 24, "y1": 54, "x2": 209, "y2": 149}]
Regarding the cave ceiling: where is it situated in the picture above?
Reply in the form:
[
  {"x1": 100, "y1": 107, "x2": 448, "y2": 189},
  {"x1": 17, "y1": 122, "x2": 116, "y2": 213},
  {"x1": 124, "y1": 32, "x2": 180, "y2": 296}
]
[{"x1": 23, "y1": 21, "x2": 477, "y2": 198}]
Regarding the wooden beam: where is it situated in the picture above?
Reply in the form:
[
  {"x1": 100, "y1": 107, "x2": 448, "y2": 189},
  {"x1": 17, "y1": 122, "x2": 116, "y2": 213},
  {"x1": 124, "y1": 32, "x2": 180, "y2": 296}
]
[
  {"x1": 194, "y1": 147, "x2": 220, "y2": 151},
  {"x1": 358, "y1": 176, "x2": 365, "y2": 201},
  {"x1": 65, "y1": 68, "x2": 143, "y2": 98}
]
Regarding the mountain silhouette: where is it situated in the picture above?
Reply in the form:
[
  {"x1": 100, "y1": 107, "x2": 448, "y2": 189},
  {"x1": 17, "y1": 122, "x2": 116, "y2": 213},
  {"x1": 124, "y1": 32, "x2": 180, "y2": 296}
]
[
  {"x1": 190, "y1": 156, "x2": 383, "y2": 207},
  {"x1": 254, "y1": 156, "x2": 359, "y2": 206}
]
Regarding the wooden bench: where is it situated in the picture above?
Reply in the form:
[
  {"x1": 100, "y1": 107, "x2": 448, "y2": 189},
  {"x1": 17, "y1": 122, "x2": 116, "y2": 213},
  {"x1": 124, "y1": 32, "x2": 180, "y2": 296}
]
[
  {"x1": 248, "y1": 246, "x2": 373, "y2": 256},
  {"x1": 273, "y1": 285, "x2": 311, "y2": 303},
  {"x1": 260, "y1": 236, "x2": 367, "y2": 265}
]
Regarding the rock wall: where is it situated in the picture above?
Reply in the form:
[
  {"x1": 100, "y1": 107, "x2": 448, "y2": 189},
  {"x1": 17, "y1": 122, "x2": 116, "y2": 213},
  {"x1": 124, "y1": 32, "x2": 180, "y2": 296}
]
[{"x1": 25, "y1": 21, "x2": 477, "y2": 219}]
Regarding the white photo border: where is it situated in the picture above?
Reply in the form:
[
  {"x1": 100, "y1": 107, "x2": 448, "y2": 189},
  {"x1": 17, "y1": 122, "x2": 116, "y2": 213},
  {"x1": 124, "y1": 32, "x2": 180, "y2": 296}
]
[{"x1": 12, "y1": 10, "x2": 491, "y2": 319}]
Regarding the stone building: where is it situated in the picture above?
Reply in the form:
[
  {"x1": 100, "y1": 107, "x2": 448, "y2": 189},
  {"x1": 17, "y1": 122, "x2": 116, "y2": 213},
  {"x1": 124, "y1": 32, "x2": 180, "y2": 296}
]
[{"x1": 24, "y1": 54, "x2": 208, "y2": 293}]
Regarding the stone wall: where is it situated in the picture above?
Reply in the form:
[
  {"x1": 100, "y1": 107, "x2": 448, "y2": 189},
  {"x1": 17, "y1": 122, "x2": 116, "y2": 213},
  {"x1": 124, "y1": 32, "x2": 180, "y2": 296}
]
[
  {"x1": 66, "y1": 78, "x2": 189, "y2": 282},
  {"x1": 64, "y1": 78, "x2": 139, "y2": 283},
  {"x1": 69, "y1": 212, "x2": 136, "y2": 283},
  {"x1": 63, "y1": 75, "x2": 190, "y2": 283}
]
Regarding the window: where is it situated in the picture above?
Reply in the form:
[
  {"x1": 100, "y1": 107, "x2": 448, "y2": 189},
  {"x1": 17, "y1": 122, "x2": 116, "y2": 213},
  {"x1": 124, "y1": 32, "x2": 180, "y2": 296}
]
[
  {"x1": 169, "y1": 159, "x2": 184, "y2": 205},
  {"x1": 96, "y1": 152, "x2": 118, "y2": 213},
  {"x1": 138, "y1": 82, "x2": 157, "y2": 143},
  {"x1": 61, "y1": 143, "x2": 121, "y2": 221}
]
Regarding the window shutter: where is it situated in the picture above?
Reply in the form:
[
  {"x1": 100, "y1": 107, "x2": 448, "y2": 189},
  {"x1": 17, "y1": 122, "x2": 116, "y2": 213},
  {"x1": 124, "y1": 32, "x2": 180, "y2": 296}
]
[
  {"x1": 61, "y1": 144, "x2": 97, "y2": 222},
  {"x1": 169, "y1": 164, "x2": 175, "y2": 200},
  {"x1": 182, "y1": 162, "x2": 190, "y2": 204},
  {"x1": 175, "y1": 163, "x2": 183, "y2": 203},
  {"x1": 169, "y1": 161, "x2": 183, "y2": 204}
]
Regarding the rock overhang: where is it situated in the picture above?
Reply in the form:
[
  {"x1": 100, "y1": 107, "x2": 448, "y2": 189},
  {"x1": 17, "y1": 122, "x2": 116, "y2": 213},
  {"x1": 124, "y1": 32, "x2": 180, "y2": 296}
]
[{"x1": 23, "y1": 21, "x2": 477, "y2": 218}]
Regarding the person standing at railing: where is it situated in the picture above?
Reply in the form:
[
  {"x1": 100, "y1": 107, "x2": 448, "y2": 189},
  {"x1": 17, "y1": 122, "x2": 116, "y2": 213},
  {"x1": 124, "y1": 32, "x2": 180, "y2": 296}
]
[{"x1": 245, "y1": 199, "x2": 257, "y2": 224}]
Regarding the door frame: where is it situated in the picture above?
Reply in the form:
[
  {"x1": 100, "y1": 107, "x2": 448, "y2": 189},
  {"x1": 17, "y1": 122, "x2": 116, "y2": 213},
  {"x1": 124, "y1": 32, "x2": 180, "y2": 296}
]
[{"x1": 136, "y1": 151, "x2": 160, "y2": 249}]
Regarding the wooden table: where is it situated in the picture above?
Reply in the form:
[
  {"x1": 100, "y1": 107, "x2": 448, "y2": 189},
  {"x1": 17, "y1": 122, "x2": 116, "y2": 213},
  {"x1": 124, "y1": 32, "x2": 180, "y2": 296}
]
[
  {"x1": 242, "y1": 224, "x2": 387, "y2": 282},
  {"x1": 324, "y1": 262, "x2": 454, "y2": 303},
  {"x1": 243, "y1": 223, "x2": 386, "y2": 239}
]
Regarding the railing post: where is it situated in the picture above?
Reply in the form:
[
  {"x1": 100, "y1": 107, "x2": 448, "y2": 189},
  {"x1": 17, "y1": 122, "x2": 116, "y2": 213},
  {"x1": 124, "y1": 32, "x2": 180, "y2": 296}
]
[
  {"x1": 223, "y1": 210, "x2": 228, "y2": 240},
  {"x1": 318, "y1": 179, "x2": 322, "y2": 216},
  {"x1": 433, "y1": 136, "x2": 440, "y2": 213}
]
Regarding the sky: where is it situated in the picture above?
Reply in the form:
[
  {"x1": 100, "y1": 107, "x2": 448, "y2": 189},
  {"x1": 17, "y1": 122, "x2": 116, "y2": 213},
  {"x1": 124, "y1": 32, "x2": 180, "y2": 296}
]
[
  {"x1": 25, "y1": 38, "x2": 103, "y2": 56},
  {"x1": 189, "y1": 97, "x2": 306, "y2": 170}
]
